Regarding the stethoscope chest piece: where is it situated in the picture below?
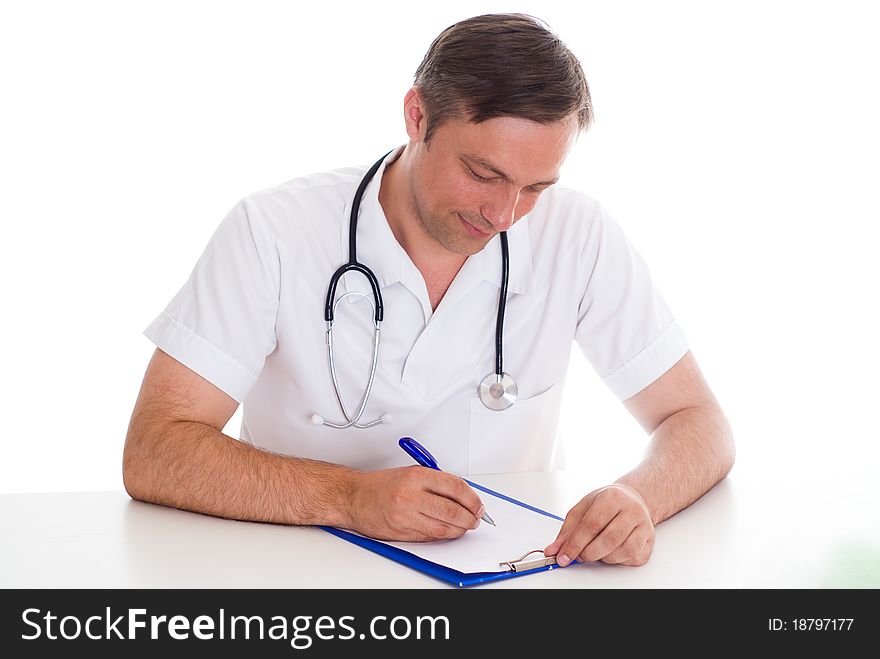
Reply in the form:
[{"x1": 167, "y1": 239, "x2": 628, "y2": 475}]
[{"x1": 479, "y1": 372, "x2": 518, "y2": 411}]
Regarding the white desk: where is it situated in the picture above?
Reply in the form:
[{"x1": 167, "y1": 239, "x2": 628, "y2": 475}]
[{"x1": 1, "y1": 470, "x2": 876, "y2": 588}]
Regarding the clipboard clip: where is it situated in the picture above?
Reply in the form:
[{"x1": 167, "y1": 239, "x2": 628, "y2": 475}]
[{"x1": 499, "y1": 549, "x2": 558, "y2": 572}]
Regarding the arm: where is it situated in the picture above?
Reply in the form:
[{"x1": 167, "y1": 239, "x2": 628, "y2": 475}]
[
  {"x1": 616, "y1": 350, "x2": 735, "y2": 525},
  {"x1": 123, "y1": 348, "x2": 484, "y2": 541},
  {"x1": 545, "y1": 351, "x2": 734, "y2": 566}
]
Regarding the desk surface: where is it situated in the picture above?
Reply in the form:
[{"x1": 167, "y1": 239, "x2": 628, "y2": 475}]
[{"x1": 1, "y1": 471, "x2": 876, "y2": 588}]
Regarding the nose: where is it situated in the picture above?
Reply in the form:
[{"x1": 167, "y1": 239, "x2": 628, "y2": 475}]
[{"x1": 480, "y1": 187, "x2": 521, "y2": 232}]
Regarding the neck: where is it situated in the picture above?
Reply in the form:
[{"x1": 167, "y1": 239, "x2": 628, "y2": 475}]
[{"x1": 378, "y1": 146, "x2": 467, "y2": 276}]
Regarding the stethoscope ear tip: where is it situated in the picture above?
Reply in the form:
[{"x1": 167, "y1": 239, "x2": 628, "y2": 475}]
[
  {"x1": 309, "y1": 414, "x2": 325, "y2": 426},
  {"x1": 379, "y1": 413, "x2": 393, "y2": 424}
]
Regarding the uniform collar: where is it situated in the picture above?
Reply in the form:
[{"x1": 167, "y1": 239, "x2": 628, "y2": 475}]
[
  {"x1": 340, "y1": 147, "x2": 536, "y2": 301},
  {"x1": 474, "y1": 220, "x2": 535, "y2": 295}
]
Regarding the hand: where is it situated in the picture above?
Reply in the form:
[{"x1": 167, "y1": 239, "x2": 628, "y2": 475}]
[
  {"x1": 345, "y1": 466, "x2": 485, "y2": 542},
  {"x1": 544, "y1": 483, "x2": 655, "y2": 567}
]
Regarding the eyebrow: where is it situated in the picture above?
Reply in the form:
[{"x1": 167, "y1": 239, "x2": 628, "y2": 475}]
[{"x1": 462, "y1": 153, "x2": 560, "y2": 187}]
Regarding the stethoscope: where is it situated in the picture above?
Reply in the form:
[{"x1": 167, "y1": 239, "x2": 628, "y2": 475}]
[{"x1": 309, "y1": 151, "x2": 518, "y2": 429}]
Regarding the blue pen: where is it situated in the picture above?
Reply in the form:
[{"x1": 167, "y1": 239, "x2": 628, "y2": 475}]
[{"x1": 398, "y1": 437, "x2": 496, "y2": 526}]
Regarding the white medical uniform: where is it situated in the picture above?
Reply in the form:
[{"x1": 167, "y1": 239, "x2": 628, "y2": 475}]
[{"x1": 145, "y1": 147, "x2": 688, "y2": 475}]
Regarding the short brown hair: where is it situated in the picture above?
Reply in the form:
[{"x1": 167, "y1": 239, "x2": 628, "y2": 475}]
[{"x1": 414, "y1": 13, "x2": 593, "y2": 143}]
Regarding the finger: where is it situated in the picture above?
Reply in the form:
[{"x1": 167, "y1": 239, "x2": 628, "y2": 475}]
[
  {"x1": 420, "y1": 490, "x2": 483, "y2": 532},
  {"x1": 598, "y1": 526, "x2": 650, "y2": 565},
  {"x1": 576, "y1": 514, "x2": 639, "y2": 563},
  {"x1": 614, "y1": 533, "x2": 655, "y2": 567},
  {"x1": 554, "y1": 485, "x2": 647, "y2": 565},
  {"x1": 393, "y1": 468, "x2": 480, "y2": 532},
  {"x1": 422, "y1": 470, "x2": 486, "y2": 523},
  {"x1": 389, "y1": 517, "x2": 467, "y2": 542},
  {"x1": 556, "y1": 509, "x2": 620, "y2": 567},
  {"x1": 382, "y1": 491, "x2": 474, "y2": 541},
  {"x1": 414, "y1": 512, "x2": 470, "y2": 541}
]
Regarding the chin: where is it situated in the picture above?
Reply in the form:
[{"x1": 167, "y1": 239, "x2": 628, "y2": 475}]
[
  {"x1": 457, "y1": 236, "x2": 493, "y2": 256},
  {"x1": 422, "y1": 211, "x2": 492, "y2": 256}
]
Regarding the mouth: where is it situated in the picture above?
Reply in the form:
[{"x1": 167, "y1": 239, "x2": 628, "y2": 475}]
[{"x1": 457, "y1": 213, "x2": 492, "y2": 239}]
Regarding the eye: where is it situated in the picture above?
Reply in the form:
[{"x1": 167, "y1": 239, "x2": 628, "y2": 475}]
[{"x1": 467, "y1": 167, "x2": 491, "y2": 182}]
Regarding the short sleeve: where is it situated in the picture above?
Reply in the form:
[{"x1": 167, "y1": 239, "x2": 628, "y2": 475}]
[
  {"x1": 574, "y1": 203, "x2": 689, "y2": 400},
  {"x1": 144, "y1": 197, "x2": 280, "y2": 402}
]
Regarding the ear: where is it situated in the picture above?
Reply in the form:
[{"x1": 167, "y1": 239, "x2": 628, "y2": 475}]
[{"x1": 403, "y1": 87, "x2": 427, "y2": 142}]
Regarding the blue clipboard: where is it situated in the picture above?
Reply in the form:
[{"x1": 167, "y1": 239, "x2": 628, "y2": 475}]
[{"x1": 319, "y1": 479, "x2": 565, "y2": 587}]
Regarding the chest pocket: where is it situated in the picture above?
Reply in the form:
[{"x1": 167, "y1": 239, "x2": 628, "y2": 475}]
[{"x1": 467, "y1": 382, "x2": 564, "y2": 474}]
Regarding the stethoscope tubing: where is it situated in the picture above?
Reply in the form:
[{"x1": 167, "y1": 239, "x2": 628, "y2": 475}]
[
  {"x1": 495, "y1": 231, "x2": 509, "y2": 377},
  {"x1": 323, "y1": 151, "x2": 390, "y2": 324}
]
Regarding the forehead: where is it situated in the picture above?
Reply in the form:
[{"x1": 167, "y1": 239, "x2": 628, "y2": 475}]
[{"x1": 434, "y1": 115, "x2": 578, "y2": 180}]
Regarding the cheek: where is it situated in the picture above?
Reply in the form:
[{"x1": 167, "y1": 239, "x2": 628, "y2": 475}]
[
  {"x1": 515, "y1": 194, "x2": 540, "y2": 219},
  {"x1": 457, "y1": 175, "x2": 484, "y2": 198},
  {"x1": 443, "y1": 178, "x2": 484, "y2": 213}
]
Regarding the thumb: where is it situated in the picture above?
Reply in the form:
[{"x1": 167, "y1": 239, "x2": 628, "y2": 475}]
[
  {"x1": 544, "y1": 491, "x2": 598, "y2": 556},
  {"x1": 544, "y1": 509, "x2": 583, "y2": 557},
  {"x1": 544, "y1": 537, "x2": 563, "y2": 556}
]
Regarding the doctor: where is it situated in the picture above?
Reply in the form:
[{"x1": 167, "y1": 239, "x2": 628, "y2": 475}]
[{"x1": 124, "y1": 13, "x2": 734, "y2": 568}]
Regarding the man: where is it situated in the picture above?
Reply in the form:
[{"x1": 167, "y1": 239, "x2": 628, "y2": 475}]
[{"x1": 124, "y1": 13, "x2": 734, "y2": 568}]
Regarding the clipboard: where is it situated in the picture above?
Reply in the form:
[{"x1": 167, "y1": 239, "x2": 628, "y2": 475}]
[{"x1": 319, "y1": 479, "x2": 565, "y2": 587}]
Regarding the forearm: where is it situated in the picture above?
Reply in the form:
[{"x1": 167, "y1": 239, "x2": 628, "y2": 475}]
[
  {"x1": 123, "y1": 419, "x2": 359, "y2": 527},
  {"x1": 615, "y1": 404, "x2": 735, "y2": 525}
]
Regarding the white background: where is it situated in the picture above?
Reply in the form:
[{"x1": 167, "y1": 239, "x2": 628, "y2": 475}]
[{"x1": 2, "y1": 0, "x2": 879, "y2": 573}]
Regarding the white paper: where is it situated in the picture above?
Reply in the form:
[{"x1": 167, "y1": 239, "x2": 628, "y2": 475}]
[{"x1": 375, "y1": 484, "x2": 564, "y2": 574}]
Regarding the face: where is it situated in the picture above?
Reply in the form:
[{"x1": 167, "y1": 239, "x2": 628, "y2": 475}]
[{"x1": 405, "y1": 106, "x2": 579, "y2": 256}]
